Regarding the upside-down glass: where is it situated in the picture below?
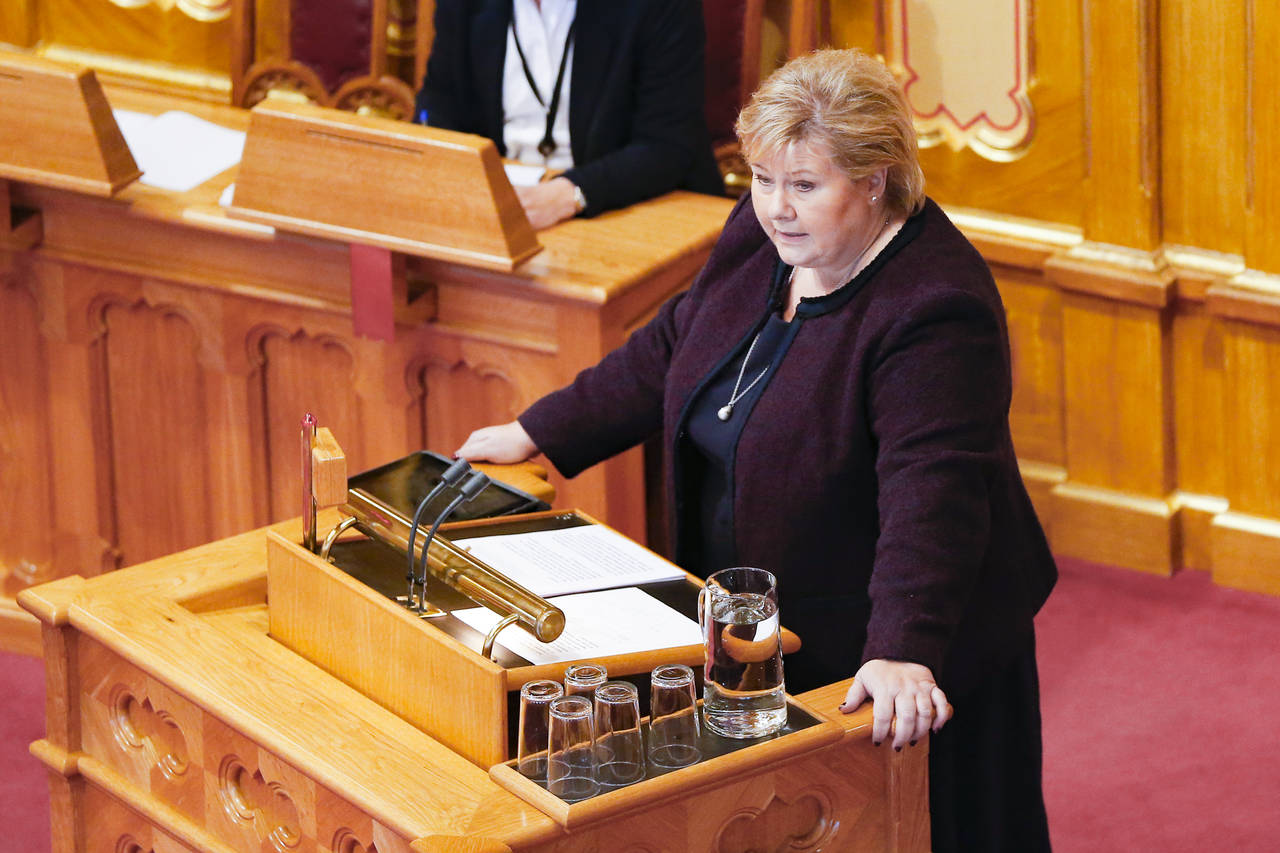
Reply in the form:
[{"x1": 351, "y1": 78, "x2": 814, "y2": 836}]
[
  {"x1": 593, "y1": 681, "x2": 645, "y2": 787},
  {"x1": 564, "y1": 662, "x2": 608, "y2": 702},
  {"x1": 517, "y1": 679, "x2": 564, "y2": 780},
  {"x1": 546, "y1": 695, "x2": 600, "y2": 802},
  {"x1": 700, "y1": 567, "x2": 786, "y2": 738},
  {"x1": 647, "y1": 664, "x2": 701, "y2": 768}
]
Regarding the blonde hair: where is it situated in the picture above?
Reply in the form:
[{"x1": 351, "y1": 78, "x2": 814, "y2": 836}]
[{"x1": 736, "y1": 49, "x2": 925, "y2": 217}]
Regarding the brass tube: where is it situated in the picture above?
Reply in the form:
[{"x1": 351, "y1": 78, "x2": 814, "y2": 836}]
[{"x1": 342, "y1": 488, "x2": 565, "y2": 643}]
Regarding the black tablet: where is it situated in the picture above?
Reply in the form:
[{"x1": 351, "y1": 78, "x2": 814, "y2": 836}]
[{"x1": 347, "y1": 450, "x2": 550, "y2": 523}]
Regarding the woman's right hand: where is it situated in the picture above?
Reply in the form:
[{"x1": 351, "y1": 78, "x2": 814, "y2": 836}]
[{"x1": 454, "y1": 420, "x2": 538, "y2": 464}]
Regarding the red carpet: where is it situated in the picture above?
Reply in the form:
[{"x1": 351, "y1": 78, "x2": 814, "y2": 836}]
[
  {"x1": 3, "y1": 558, "x2": 1279, "y2": 851},
  {"x1": 1038, "y1": 559, "x2": 1280, "y2": 852},
  {"x1": 0, "y1": 649, "x2": 49, "y2": 852}
]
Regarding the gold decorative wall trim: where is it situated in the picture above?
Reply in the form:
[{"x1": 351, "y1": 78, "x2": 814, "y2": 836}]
[
  {"x1": 1162, "y1": 246, "x2": 1246, "y2": 280},
  {"x1": 944, "y1": 206, "x2": 1083, "y2": 250},
  {"x1": 39, "y1": 45, "x2": 231, "y2": 97},
  {"x1": 108, "y1": 0, "x2": 232, "y2": 23},
  {"x1": 888, "y1": 0, "x2": 1035, "y2": 161}
]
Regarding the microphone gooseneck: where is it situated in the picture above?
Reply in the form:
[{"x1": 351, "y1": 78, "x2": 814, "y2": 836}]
[{"x1": 405, "y1": 458, "x2": 472, "y2": 607}]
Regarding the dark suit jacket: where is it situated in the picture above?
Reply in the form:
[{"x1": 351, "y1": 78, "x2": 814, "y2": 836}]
[
  {"x1": 415, "y1": 0, "x2": 724, "y2": 216},
  {"x1": 519, "y1": 195, "x2": 1057, "y2": 695}
]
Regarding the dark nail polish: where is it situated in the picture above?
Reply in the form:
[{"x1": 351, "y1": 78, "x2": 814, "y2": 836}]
[
  {"x1": 894, "y1": 745, "x2": 902, "y2": 752},
  {"x1": 909, "y1": 740, "x2": 917, "y2": 746},
  {"x1": 873, "y1": 740, "x2": 882, "y2": 747}
]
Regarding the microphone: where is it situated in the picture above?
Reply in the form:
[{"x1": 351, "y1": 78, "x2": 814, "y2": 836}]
[
  {"x1": 405, "y1": 458, "x2": 471, "y2": 608},
  {"x1": 414, "y1": 470, "x2": 492, "y2": 611}
]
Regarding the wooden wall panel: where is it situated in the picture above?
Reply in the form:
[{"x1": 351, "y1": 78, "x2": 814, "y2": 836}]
[
  {"x1": 1221, "y1": 321, "x2": 1280, "y2": 518},
  {"x1": 0, "y1": 0, "x2": 38, "y2": 47},
  {"x1": 0, "y1": 268, "x2": 55, "y2": 592},
  {"x1": 255, "y1": 331, "x2": 363, "y2": 524},
  {"x1": 1170, "y1": 295, "x2": 1227, "y2": 500},
  {"x1": 1160, "y1": 0, "x2": 1247, "y2": 254},
  {"x1": 416, "y1": 358, "x2": 523, "y2": 459},
  {"x1": 1248, "y1": 0, "x2": 1280, "y2": 273},
  {"x1": 1083, "y1": 0, "x2": 1161, "y2": 248},
  {"x1": 995, "y1": 266, "x2": 1064, "y2": 468},
  {"x1": 102, "y1": 300, "x2": 217, "y2": 567},
  {"x1": 1060, "y1": 294, "x2": 1172, "y2": 494}
]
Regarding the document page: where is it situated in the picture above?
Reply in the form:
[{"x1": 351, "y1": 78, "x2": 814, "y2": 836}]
[
  {"x1": 112, "y1": 109, "x2": 246, "y2": 192},
  {"x1": 453, "y1": 587, "x2": 701, "y2": 665},
  {"x1": 456, "y1": 524, "x2": 687, "y2": 598}
]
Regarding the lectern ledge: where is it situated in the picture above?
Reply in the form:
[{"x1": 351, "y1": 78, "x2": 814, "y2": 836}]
[
  {"x1": 227, "y1": 100, "x2": 541, "y2": 271},
  {"x1": 0, "y1": 52, "x2": 140, "y2": 196}
]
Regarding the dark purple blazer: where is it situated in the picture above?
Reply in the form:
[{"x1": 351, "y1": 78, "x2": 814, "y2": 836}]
[{"x1": 521, "y1": 195, "x2": 1056, "y2": 695}]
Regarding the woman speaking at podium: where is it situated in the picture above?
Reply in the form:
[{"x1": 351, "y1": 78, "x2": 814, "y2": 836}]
[
  {"x1": 416, "y1": 0, "x2": 723, "y2": 228},
  {"x1": 455, "y1": 49, "x2": 1056, "y2": 851}
]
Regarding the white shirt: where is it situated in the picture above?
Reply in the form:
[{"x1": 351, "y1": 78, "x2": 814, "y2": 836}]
[{"x1": 502, "y1": 0, "x2": 577, "y2": 171}]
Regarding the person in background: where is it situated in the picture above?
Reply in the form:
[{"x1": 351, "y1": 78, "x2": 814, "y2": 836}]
[
  {"x1": 416, "y1": 0, "x2": 724, "y2": 229},
  {"x1": 454, "y1": 49, "x2": 1056, "y2": 851}
]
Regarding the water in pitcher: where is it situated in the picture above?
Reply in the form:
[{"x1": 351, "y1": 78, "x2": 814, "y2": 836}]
[{"x1": 703, "y1": 591, "x2": 787, "y2": 738}]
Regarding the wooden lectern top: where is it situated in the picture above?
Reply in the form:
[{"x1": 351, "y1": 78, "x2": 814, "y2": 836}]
[
  {"x1": 0, "y1": 52, "x2": 140, "y2": 196},
  {"x1": 227, "y1": 100, "x2": 542, "y2": 272}
]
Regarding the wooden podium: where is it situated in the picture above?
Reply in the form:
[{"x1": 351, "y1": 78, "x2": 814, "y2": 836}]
[{"x1": 19, "y1": 509, "x2": 931, "y2": 852}]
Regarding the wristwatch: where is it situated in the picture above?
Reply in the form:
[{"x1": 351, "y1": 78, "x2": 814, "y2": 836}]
[{"x1": 572, "y1": 182, "x2": 588, "y2": 213}]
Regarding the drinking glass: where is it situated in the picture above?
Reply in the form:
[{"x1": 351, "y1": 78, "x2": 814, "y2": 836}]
[
  {"x1": 516, "y1": 679, "x2": 564, "y2": 780},
  {"x1": 593, "y1": 681, "x2": 645, "y2": 787},
  {"x1": 700, "y1": 566, "x2": 787, "y2": 738},
  {"x1": 647, "y1": 664, "x2": 701, "y2": 768},
  {"x1": 546, "y1": 695, "x2": 599, "y2": 802},
  {"x1": 564, "y1": 662, "x2": 608, "y2": 702}
]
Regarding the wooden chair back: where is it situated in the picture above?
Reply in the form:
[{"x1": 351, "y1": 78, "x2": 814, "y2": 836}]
[{"x1": 232, "y1": 0, "x2": 424, "y2": 119}]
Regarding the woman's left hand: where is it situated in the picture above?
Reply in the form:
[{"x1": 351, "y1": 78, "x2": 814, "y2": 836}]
[
  {"x1": 516, "y1": 177, "x2": 580, "y2": 230},
  {"x1": 839, "y1": 659, "x2": 952, "y2": 750}
]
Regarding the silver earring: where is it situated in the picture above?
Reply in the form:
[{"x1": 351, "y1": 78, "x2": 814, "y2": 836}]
[{"x1": 870, "y1": 195, "x2": 878, "y2": 203}]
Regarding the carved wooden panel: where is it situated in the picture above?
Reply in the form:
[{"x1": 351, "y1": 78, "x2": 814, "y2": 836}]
[
  {"x1": 83, "y1": 782, "x2": 201, "y2": 853},
  {"x1": 532, "y1": 738, "x2": 910, "y2": 852},
  {"x1": 252, "y1": 327, "x2": 362, "y2": 524},
  {"x1": 414, "y1": 357, "x2": 522, "y2": 457},
  {"x1": 203, "y1": 718, "x2": 317, "y2": 851},
  {"x1": 100, "y1": 297, "x2": 217, "y2": 567},
  {"x1": 77, "y1": 637, "x2": 205, "y2": 822},
  {"x1": 0, "y1": 270, "x2": 55, "y2": 593},
  {"x1": 316, "y1": 783, "x2": 414, "y2": 853}
]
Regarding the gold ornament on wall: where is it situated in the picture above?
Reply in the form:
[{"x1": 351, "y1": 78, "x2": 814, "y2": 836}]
[
  {"x1": 108, "y1": 0, "x2": 233, "y2": 24},
  {"x1": 886, "y1": 0, "x2": 1035, "y2": 162}
]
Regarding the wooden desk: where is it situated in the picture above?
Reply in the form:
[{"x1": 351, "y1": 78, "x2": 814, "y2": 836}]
[
  {"x1": 18, "y1": 520, "x2": 930, "y2": 852},
  {"x1": 0, "y1": 85, "x2": 736, "y2": 652}
]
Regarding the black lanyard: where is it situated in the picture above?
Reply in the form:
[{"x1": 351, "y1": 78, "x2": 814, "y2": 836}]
[{"x1": 509, "y1": 2, "x2": 577, "y2": 159}]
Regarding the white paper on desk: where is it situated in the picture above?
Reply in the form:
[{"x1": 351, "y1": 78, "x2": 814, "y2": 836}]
[
  {"x1": 111, "y1": 109, "x2": 246, "y2": 192},
  {"x1": 456, "y1": 524, "x2": 686, "y2": 598},
  {"x1": 503, "y1": 162, "x2": 546, "y2": 187},
  {"x1": 453, "y1": 587, "x2": 701, "y2": 664}
]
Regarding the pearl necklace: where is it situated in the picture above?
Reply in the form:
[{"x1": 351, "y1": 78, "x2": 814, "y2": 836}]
[
  {"x1": 717, "y1": 215, "x2": 893, "y2": 423},
  {"x1": 717, "y1": 330, "x2": 769, "y2": 421}
]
